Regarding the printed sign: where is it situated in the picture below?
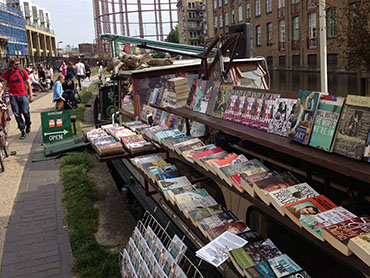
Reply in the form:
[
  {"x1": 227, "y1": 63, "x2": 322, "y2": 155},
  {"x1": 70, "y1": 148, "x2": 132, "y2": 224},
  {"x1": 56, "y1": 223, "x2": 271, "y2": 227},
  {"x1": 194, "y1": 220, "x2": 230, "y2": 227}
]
[{"x1": 41, "y1": 110, "x2": 73, "y2": 143}]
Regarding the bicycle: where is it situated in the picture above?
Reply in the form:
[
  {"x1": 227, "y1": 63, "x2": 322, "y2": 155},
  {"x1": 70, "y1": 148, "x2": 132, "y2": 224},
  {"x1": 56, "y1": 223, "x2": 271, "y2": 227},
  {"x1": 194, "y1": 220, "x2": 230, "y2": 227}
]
[{"x1": 0, "y1": 91, "x2": 11, "y2": 172}]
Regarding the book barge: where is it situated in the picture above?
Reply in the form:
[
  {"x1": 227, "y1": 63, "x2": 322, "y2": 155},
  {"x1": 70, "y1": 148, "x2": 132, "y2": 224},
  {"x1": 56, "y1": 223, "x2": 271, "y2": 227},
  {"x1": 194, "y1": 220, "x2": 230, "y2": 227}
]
[{"x1": 87, "y1": 34, "x2": 370, "y2": 278}]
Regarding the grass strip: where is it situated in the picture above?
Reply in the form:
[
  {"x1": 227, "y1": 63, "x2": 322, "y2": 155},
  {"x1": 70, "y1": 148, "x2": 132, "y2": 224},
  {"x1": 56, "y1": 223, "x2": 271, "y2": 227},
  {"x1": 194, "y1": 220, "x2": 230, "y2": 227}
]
[{"x1": 60, "y1": 152, "x2": 121, "y2": 278}]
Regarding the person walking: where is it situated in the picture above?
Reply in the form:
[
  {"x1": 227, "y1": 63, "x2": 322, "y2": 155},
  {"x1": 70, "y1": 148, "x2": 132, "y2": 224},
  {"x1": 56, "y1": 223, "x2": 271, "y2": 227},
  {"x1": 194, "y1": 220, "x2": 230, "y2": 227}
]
[
  {"x1": 66, "y1": 61, "x2": 75, "y2": 81},
  {"x1": 37, "y1": 64, "x2": 46, "y2": 83},
  {"x1": 84, "y1": 61, "x2": 91, "y2": 81},
  {"x1": 75, "y1": 59, "x2": 85, "y2": 90},
  {"x1": 0, "y1": 58, "x2": 33, "y2": 139},
  {"x1": 59, "y1": 61, "x2": 67, "y2": 76},
  {"x1": 45, "y1": 64, "x2": 54, "y2": 89}
]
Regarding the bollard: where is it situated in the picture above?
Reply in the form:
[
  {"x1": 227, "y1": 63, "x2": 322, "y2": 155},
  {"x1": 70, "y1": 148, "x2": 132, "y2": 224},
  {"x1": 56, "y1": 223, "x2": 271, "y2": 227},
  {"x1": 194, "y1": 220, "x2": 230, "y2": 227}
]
[{"x1": 70, "y1": 115, "x2": 77, "y2": 135}]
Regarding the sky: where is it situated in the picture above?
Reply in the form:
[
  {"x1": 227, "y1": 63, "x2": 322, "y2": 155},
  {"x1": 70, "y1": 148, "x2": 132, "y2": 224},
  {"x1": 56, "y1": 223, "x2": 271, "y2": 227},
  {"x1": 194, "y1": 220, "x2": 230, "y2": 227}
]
[{"x1": 31, "y1": 0, "x2": 95, "y2": 47}]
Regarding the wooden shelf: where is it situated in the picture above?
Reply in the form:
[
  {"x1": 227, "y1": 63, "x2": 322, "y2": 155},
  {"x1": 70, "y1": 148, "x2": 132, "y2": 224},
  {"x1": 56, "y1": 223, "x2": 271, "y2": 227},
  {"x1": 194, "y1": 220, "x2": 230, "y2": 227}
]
[
  {"x1": 163, "y1": 146, "x2": 370, "y2": 276},
  {"x1": 150, "y1": 104, "x2": 370, "y2": 185}
]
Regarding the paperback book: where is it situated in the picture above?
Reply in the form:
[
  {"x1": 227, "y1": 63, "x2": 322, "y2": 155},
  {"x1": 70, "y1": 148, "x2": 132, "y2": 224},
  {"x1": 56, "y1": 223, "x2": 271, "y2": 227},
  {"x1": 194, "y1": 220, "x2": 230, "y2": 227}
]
[
  {"x1": 268, "y1": 254, "x2": 302, "y2": 278},
  {"x1": 251, "y1": 93, "x2": 266, "y2": 128},
  {"x1": 180, "y1": 195, "x2": 218, "y2": 219},
  {"x1": 240, "y1": 171, "x2": 275, "y2": 197},
  {"x1": 223, "y1": 90, "x2": 240, "y2": 121},
  {"x1": 233, "y1": 91, "x2": 249, "y2": 124},
  {"x1": 188, "y1": 204, "x2": 225, "y2": 226},
  {"x1": 259, "y1": 93, "x2": 280, "y2": 131},
  {"x1": 212, "y1": 84, "x2": 234, "y2": 119},
  {"x1": 242, "y1": 92, "x2": 257, "y2": 126},
  {"x1": 166, "y1": 184, "x2": 202, "y2": 205},
  {"x1": 168, "y1": 234, "x2": 187, "y2": 264},
  {"x1": 196, "y1": 210, "x2": 238, "y2": 237},
  {"x1": 205, "y1": 80, "x2": 221, "y2": 115},
  {"x1": 348, "y1": 232, "x2": 370, "y2": 267}
]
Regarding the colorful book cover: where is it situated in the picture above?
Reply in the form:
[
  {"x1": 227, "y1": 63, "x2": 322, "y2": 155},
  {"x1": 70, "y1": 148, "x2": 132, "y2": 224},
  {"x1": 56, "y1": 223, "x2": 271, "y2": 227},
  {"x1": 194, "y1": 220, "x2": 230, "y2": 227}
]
[
  {"x1": 267, "y1": 97, "x2": 297, "y2": 136},
  {"x1": 364, "y1": 129, "x2": 370, "y2": 163},
  {"x1": 196, "y1": 210, "x2": 238, "y2": 233},
  {"x1": 180, "y1": 195, "x2": 218, "y2": 215},
  {"x1": 242, "y1": 91, "x2": 257, "y2": 126},
  {"x1": 190, "y1": 121, "x2": 206, "y2": 137},
  {"x1": 245, "y1": 261, "x2": 276, "y2": 278},
  {"x1": 254, "y1": 172, "x2": 298, "y2": 195},
  {"x1": 186, "y1": 79, "x2": 198, "y2": 109},
  {"x1": 233, "y1": 91, "x2": 249, "y2": 124},
  {"x1": 188, "y1": 204, "x2": 225, "y2": 222},
  {"x1": 348, "y1": 232, "x2": 370, "y2": 267},
  {"x1": 239, "y1": 171, "x2": 275, "y2": 195},
  {"x1": 283, "y1": 271, "x2": 312, "y2": 278},
  {"x1": 175, "y1": 188, "x2": 209, "y2": 207},
  {"x1": 205, "y1": 80, "x2": 221, "y2": 116},
  {"x1": 192, "y1": 147, "x2": 224, "y2": 160},
  {"x1": 289, "y1": 90, "x2": 321, "y2": 145},
  {"x1": 167, "y1": 184, "x2": 202, "y2": 204},
  {"x1": 199, "y1": 80, "x2": 214, "y2": 113},
  {"x1": 268, "y1": 254, "x2": 302, "y2": 278},
  {"x1": 220, "y1": 159, "x2": 268, "y2": 184},
  {"x1": 157, "y1": 176, "x2": 192, "y2": 192},
  {"x1": 212, "y1": 84, "x2": 234, "y2": 118},
  {"x1": 223, "y1": 90, "x2": 240, "y2": 121},
  {"x1": 309, "y1": 95, "x2": 345, "y2": 151},
  {"x1": 207, "y1": 221, "x2": 250, "y2": 240},
  {"x1": 284, "y1": 195, "x2": 337, "y2": 226},
  {"x1": 333, "y1": 95, "x2": 370, "y2": 160},
  {"x1": 259, "y1": 93, "x2": 280, "y2": 131},
  {"x1": 168, "y1": 234, "x2": 187, "y2": 264},
  {"x1": 251, "y1": 93, "x2": 266, "y2": 128},
  {"x1": 193, "y1": 80, "x2": 207, "y2": 112},
  {"x1": 182, "y1": 144, "x2": 217, "y2": 162}
]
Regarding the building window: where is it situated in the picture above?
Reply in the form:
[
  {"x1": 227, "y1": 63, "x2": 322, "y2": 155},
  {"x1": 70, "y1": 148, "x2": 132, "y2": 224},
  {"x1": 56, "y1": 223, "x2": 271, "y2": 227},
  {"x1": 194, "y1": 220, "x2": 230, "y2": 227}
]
[
  {"x1": 292, "y1": 55, "x2": 300, "y2": 67},
  {"x1": 214, "y1": 0, "x2": 217, "y2": 9},
  {"x1": 279, "y1": 20, "x2": 285, "y2": 42},
  {"x1": 327, "y1": 7, "x2": 336, "y2": 38},
  {"x1": 256, "y1": 0, "x2": 261, "y2": 17},
  {"x1": 256, "y1": 25, "x2": 261, "y2": 46},
  {"x1": 267, "y1": 56, "x2": 273, "y2": 67},
  {"x1": 224, "y1": 0, "x2": 228, "y2": 5},
  {"x1": 292, "y1": 0, "x2": 299, "y2": 3},
  {"x1": 278, "y1": 0, "x2": 285, "y2": 8},
  {"x1": 309, "y1": 13, "x2": 317, "y2": 39},
  {"x1": 327, "y1": 53, "x2": 338, "y2": 69},
  {"x1": 279, "y1": 55, "x2": 286, "y2": 67},
  {"x1": 246, "y1": 2, "x2": 251, "y2": 19},
  {"x1": 267, "y1": 22, "x2": 272, "y2": 45},
  {"x1": 307, "y1": 54, "x2": 317, "y2": 68},
  {"x1": 219, "y1": 0, "x2": 222, "y2": 8},
  {"x1": 266, "y1": 0, "x2": 272, "y2": 13},
  {"x1": 225, "y1": 12, "x2": 229, "y2": 26},
  {"x1": 231, "y1": 10, "x2": 235, "y2": 24},
  {"x1": 188, "y1": 2, "x2": 191, "y2": 9},
  {"x1": 291, "y1": 0, "x2": 299, "y2": 14},
  {"x1": 215, "y1": 15, "x2": 218, "y2": 28},
  {"x1": 220, "y1": 14, "x2": 223, "y2": 27},
  {"x1": 238, "y1": 6, "x2": 243, "y2": 22},
  {"x1": 293, "y1": 16, "x2": 300, "y2": 41}
]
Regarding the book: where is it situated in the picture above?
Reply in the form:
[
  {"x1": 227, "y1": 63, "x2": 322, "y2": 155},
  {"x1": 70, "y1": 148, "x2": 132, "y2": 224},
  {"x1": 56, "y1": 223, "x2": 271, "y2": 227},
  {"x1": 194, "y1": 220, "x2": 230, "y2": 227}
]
[
  {"x1": 160, "y1": 250, "x2": 176, "y2": 276},
  {"x1": 186, "y1": 79, "x2": 198, "y2": 108},
  {"x1": 182, "y1": 144, "x2": 216, "y2": 162},
  {"x1": 242, "y1": 92, "x2": 257, "y2": 126},
  {"x1": 259, "y1": 93, "x2": 280, "y2": 131},
  {"x1": 170, "y1": 265, "x2": 187, "y2": 278},
  {"x1": 240, "y1": 171, "x2": 275, "y2": 197},
  {"x1": 207, "y1": 220, "x2": 249, "y2": 240},
  {"x1": 196, "y1": 210, "x2": 238, "y2": 237},
  {"x1": 174, "y1": 188, "x2": 210, "y2": 209},
  {"x1": 253, "y1": 171, "x2": 299, "y2": 205},
  {"x1": 309, "y1": 95, "x2": 345, "y2": 152},
  {"x1": 268, "y1": 182, "x2": 319, "y2": 215},
  {"x1": 190, "y1": 121, "x2": 206, "y2": 137},
  {"x1": 268, "y1": 254, "x2": 302, "y2": 278},
  {"x1": 289, "y1": 90, "x2": 322, "y2": 145},
  {"x1": 348, "y1": 232, "x2": 370, "y2": 267},
  {"x1": 268, "y1": 98, "x2": 297, "y2": 137},
  {"x1": 168, "y1": 234, "x2": 187, "y2": 264},
  {"x1": 364, "y1": 129, "x2": 370, "y2": 163},
  {"x1": 191, "y1": 147, "x2": 224, "y2": 166},
  {"x1": 283, "y1": 271, "x2": 311, "y2": 278},
  {"x1": 205, "y1": 80, "x2": 221, "y2": 116},
  {"x1": 223, "y1": 90, "x2": 240, "y2": 121},
  {"x1": 203, "y1": 152, "x2": 233, "y2": 173},
  {"x1": 157, "y1": 176, "x2": 192, "y2": 195},
  {"x1": 212, "y1": 84, "x2": 234, "y2": 119},
  {"x1": 245, "y1": 260, "x2": 276, "y2": 278},
  {"x1": 211, "y1": 154, "x2": 248, "y2": 179},
  {"x1": 168, "y1": 76, "x2": 188, "y2": 86},
  {"x1": 333, "y1": 95, "x2": 370, "y2": 160},
  {"x1": 251, "y1": 93, "x2": 266, "y2": 128},
  {"x1": 233, "y1": 91, "x2": 249, "y2": 124},
  {"x1": 166, "y1": 184, "x2": 202, "y2": 205},
  {"x1": 180, "y1": 195, "x2": 218, "y2": 219},
  {"x1": 300, "y1": 206, "x2": 357, "y2": 241},
  {"x1": 322, "y1": 215, "x2": 370, "y2": 256},
  {"x1": 193, "y1": 80, "x2": 207, "y2": 112},
  {"x1": 199, "y1": 80, "x2": 214, "y2": 113},
  {"x1": 284, "y1": 195, "x2": 337, "y2": 227},
  {"x1": 188, "y1": 204, "x2": 225, "y2": 226}
]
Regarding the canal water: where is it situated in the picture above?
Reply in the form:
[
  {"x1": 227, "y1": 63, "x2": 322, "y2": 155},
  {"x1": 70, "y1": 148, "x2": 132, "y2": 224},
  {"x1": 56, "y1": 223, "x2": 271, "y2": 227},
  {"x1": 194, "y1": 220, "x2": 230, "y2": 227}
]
[{"x1": 269, "y1": 70, "x2": 357, "y2": 97}]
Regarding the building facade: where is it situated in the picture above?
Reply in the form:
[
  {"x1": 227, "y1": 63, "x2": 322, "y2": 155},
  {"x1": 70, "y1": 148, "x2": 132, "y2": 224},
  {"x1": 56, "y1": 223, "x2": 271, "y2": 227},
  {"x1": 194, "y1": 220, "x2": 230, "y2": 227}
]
[
  {"x1": 78, "y1": 43, "x2": 97, "y2": 57},
  {"x1": 177, "y1": 0, "x2": 206, "y2": 46},
  {"x1": 205, "y1": 0, "x2": 355, "y2": 71},
  {"x1": 7, "y1": 0, "x2": 57, "y2": 58}
]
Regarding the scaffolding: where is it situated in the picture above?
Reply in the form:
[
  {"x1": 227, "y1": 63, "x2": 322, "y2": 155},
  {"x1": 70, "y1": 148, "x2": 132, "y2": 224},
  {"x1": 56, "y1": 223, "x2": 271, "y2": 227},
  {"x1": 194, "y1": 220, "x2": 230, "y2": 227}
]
[{"x1": 93, "y1": 0, "x2": 178, "y2": 57}]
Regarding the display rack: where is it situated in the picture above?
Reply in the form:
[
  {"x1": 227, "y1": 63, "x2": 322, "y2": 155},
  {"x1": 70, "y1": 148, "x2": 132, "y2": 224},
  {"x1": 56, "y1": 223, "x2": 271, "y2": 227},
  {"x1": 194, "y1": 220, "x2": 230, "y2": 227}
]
[{"x1": 122, "y1": 211, "x2": 205, "y2": 278}]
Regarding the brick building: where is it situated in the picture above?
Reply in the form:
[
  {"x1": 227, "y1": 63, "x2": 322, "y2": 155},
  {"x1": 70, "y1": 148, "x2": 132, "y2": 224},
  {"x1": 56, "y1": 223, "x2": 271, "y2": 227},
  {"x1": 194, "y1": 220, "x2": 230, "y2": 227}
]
[
  {"x1": 78, "y1": 43, "x2": 97, "y2": 57},
  {"x1": 177, "y1": 0, "x2": 206, "y2": 46},
  {"x1": 204, "y1": 0, "x2": 357, "y2": 71}
]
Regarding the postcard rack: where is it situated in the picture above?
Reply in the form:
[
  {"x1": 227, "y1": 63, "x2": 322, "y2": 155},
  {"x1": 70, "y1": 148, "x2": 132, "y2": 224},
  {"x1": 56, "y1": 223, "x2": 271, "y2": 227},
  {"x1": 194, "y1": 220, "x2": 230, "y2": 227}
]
[{"x1": 120, "y1": 211, "x2": 205, "y2": 278}]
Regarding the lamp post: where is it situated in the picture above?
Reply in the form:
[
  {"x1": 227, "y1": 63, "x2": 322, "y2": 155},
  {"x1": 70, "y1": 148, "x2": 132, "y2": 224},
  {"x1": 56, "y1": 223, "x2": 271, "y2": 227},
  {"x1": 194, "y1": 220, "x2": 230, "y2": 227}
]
[
  {"x1": 57, "y1": 41, "x2": 63, "y2": 56},
  {"x1": 319, "y1": 0, "x2": 328, "y2": 93}
]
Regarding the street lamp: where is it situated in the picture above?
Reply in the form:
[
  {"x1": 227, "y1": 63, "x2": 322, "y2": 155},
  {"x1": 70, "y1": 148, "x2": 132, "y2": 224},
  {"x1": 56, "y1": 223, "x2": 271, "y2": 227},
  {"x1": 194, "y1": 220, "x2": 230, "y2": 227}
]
[{"x1": 57, "y1": 41, "x2": 63, "y2": 57}]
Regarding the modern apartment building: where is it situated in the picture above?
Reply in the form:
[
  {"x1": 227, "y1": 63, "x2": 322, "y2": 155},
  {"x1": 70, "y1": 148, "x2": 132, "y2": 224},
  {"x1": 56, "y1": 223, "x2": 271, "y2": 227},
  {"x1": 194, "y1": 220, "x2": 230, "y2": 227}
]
[
  {"x1": 177, "y1": 0, "x2": 206, "y2": 46},
  {"x1": 205, "y1": 0, "x2": 356, "y2": 71},
  {"x1": 7, "y1": 0, "x2": 57, "y2": 58}
]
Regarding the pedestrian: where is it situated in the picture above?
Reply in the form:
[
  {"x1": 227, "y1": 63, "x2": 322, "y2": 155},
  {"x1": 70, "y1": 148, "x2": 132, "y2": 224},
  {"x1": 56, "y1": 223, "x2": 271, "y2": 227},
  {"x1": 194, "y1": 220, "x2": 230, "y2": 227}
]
[
  {"x1": 0, "y1": 58, "x2": 33, "y2": 139},
  {"x1": 75, "y1": 59, "x2": 85, "y2": 90},
  {"x1": 26, "y1": 63, "x2": 33, "y2": 75},
  {"x1": 53, "y1": 74, "x2": 77, "y2": 108},
  {"x1": 98, "y1": 61, "x2": 104, "y2": 85},
  {"x1": 29, "y1": 69, "x2": 46, "y2": 92},
  {"x1": 45, "y1": 64, "x2": 54, "y2": 89},
  {"x1": 37, "y1": 64, "x2": 46, "y2": 83},
  {"x1": 84, "y1": 61, "x2": 91, "y2": 81},
  {"x1": 66, "y1": 61, "x2": 75, "y2": 81},
  {"x1": 59, "y1": 61, "x2": 67, "y2": 76}
]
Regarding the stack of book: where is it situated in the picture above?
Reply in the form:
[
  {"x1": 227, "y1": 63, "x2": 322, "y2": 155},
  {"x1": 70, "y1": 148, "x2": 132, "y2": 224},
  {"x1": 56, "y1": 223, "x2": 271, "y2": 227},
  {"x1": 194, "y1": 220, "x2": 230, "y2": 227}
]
[
  {"x1": 167, "y1": 77, "x2": 190, "y2": 107},
  {"x1": 123, "y1": 225, "x2": 188, "y2": 277},
  {"x1": 85, "y1": 128, "x2": 123, "y2": 156}
]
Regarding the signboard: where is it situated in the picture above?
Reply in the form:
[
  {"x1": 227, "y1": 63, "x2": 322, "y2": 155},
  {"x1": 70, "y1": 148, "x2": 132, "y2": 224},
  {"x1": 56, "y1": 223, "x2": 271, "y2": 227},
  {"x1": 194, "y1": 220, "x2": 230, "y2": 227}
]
[{"x1": 41, "y1": 110, "x2": 73, "y2": 143}]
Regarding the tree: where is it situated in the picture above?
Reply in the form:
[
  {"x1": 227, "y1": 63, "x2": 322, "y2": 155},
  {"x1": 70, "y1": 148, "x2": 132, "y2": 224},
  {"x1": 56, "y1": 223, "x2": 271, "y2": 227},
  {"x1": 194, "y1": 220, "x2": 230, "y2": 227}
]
[{"x1": 167, "y1": 25, "x2": 179, "y2": 43}]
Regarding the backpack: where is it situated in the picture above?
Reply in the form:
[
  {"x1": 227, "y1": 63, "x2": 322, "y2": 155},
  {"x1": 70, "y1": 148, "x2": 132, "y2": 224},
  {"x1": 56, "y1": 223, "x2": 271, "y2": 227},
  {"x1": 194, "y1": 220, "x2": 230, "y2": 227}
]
[{"x1": 7, "y1": 69, "x2": 28, "y2": 91}]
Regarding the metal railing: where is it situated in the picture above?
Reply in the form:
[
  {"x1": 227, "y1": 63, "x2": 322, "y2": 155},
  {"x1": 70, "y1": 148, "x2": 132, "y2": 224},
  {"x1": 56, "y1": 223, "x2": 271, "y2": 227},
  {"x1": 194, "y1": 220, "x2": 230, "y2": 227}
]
[{"x1": 26, "y1": 21, "x2": 54, "y2": 34}]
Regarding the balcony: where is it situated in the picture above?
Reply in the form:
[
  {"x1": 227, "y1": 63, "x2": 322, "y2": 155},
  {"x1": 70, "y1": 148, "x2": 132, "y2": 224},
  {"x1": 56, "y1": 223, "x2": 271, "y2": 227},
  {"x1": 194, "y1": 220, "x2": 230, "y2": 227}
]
[
  {"x1": 307, "y1": 37, "x2": 318, "y2": 49},
  {"x1": 292, "y1": 39, "x2": 300, "y2": 50},
  {"x1": 26, "y1": 22, "x2": 55, "y2": 35},
  {"x1": 187, "y1": 4, "x2": 203, "y2": 11},
  {"x1": 279, "y1": 41, "x2": 286, "y2": 51},
  {"x1": 291, "y1": 3, "x2": 300, "y2": 15},
  {"x1": 188, "y1": 16, "x2": 203, "y2": 21},
  {"x1": 188, "y1": 26, "x2": 202, "y2": 31},
  {"x1": 278, "y1": 7, "x2": 285, "y2": 18}
]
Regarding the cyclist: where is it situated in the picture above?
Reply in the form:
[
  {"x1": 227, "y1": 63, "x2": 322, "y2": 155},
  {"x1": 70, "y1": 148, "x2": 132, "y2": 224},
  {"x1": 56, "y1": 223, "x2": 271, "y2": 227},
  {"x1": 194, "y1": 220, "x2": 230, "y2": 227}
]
[{"x1": 0, "y1": 58, "x2": 34, "y2": 140}]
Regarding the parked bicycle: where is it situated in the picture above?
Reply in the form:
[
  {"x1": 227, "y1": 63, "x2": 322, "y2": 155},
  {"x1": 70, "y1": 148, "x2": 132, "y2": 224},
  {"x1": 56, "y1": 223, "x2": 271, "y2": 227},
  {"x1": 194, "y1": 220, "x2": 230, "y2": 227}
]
[{"x1": 0, "y1": 91, "x2": 11, "y2": 172}]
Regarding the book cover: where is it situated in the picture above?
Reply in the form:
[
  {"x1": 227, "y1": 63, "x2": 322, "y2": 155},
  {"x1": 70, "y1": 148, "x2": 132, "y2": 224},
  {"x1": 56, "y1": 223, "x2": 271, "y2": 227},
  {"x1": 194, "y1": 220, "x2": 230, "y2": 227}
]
[
  {"x1": 200, "y1": 151, "x2": 229, "y2": 169},
  {"x1": 206, "y1": 80, "x2": 221, "y2": 115},
  {"x1": 268, "y1": 182, "x2": 319, "y2": 216},
  {"x1": 254, "y1": 172, "x2": 299, "y2": 205},
  {"x1": 166, "y1": 184, "x2": 202, "y2": 205},
  {"x1": 199, "y1": 80, "x2": 214, "y2": 113},
  {"x1": 333, "y1": 95, "x2": 370, "y2": 160},
  {"x1": 251, "y1": 93, "x2": 266, "y2": 128},
  {"x1": 168, "y1": 234, "x2": 187, "y2": 264},
  {"x1": 284, "y1": 195, "x2": 337, "y2": 227},
  {"x1": 242, "y1": 92, "x2": 257, "y2": 126},
  {"x1": 180, "y1": 196, "x2": 218, "y2": 218},
  {"x1": 300, "y1": 206, "x2": 356, "y2": 241},
  {"x1": 170, "y1": 265, "x2": 187, "y2": 278},
  {"x1": 268, "y1": 254, "x2": 302, "y2": 278},
  {"x1": 196, "y1": 210, "x2": 238, "y2": 235},
  {"x1": 212, "y1": 84, "x2": 234, "y2": 118},
  {"x1": 186, "y1": 79, "x2": 198, "y2": 108},
  {"x1": 157, "y1": 176, "x2": 192, "y2": 192},
  {"x1": 259, "y1": 93, "x2": 280, "y2": 131},
  {"x1": 175, "y1": 188, "x2": 209, "y2": 208},
  {"x1": 283, "y1": 270, "x2": 311, "y2": 278},
  {"x1": 364, "y1": 129, "x2": 370, "y2": 163},
  {"x1": 289, "y1": 90, "x2": 321, "y2": 145},
  {"x1": 322, "y1": 215, "x2": 370, "y2": 256},
  {"x1": 207, "y1": 220, "x2": 249, "y2": 240},
  {"x1": 238, "y1": 171, "x2": 275, "y2": 197},
  {"x1": 160, "y1": 250, "x2": 176, "y2": 276},
  {"x1": 223, "y1": 90, "x2": 240, "y2": 121},
  {"x1": 188, "y1": 204, "x2": 225, "y2": 223},
  {"x1": 309, "y1": 95, "x2": 345, "y2": 152},
  {"x1": 182, "y1": 144, "x2": 217, "y2": 162},
  {"x1": 193, "y1": 80, "x2": 207, "y2": 112},
  {"x1": 245, "y1": 260, "x2": 276, "y2": 278},
  {"x1": 190, "y1": 121, "x2": 206, "y2": 137},
  {"x1": 212, "y1": 154, "x2": 248, "y2": 169},
  {"x1": 144, "y1": 226, "x2": 157, "y2": 251},
  {"x1": 348, "y1": 232, "x2": 370, "y2": 267},
  {"x1": 233, "y1": 91, "x2": 249, "y2": 124}
]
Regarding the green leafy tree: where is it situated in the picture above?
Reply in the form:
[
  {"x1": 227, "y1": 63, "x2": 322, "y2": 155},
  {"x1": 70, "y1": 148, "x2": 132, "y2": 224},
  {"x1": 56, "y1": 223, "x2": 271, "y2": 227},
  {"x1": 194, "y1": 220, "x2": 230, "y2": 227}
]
[{"x1": 167, "y1": 25, "x2": 179, "y2": 43}]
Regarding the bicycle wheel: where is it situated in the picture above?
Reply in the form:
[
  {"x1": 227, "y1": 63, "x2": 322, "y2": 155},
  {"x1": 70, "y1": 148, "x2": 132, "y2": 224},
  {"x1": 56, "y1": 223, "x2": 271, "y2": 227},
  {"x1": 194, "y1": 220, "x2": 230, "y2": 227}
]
[
  {"x1": 0, "y1": 146, "x2": 4, "y2": 172},
  {"x1": 0, "y1": 130, "x2": 8, "y2": 158},
  {"x1": 3, "y1": 109, "x2": 10, "y2": 135}
]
